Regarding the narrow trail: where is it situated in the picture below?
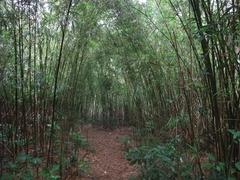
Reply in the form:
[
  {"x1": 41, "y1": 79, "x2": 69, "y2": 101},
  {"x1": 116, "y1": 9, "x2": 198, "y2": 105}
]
[{"x1": 78, "y1": 125, "x2": 138, "y2": 180}]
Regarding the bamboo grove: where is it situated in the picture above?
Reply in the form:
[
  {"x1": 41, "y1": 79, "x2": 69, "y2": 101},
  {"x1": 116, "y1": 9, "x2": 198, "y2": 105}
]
[{"x1": 0, "y1": 0, "x2": 239, "y2": 179}]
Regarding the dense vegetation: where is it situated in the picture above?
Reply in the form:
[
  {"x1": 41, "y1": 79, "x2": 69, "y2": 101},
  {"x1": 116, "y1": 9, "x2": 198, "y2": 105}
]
[{"x1": 0, "y1": 0, "x2": 239, "y2": 179}]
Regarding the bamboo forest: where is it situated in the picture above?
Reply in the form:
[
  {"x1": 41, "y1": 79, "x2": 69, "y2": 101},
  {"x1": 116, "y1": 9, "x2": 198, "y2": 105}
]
[{"x1": 0, "y1": 0, "x2": 240, "y2": 179}]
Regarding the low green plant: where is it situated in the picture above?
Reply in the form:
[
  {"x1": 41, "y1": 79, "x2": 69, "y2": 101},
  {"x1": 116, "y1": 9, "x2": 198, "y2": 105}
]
[
  {"x1": 70, "y1": 131, "x2": 88, "y2": 157},
  {"x1": 125, "y1": 142, "x2": 178, "y2": 179},
  {"x1": 67, "y1": 131, "x2": 90, "y2": 177},
  {"x1": 125, "y1": 137, "x2": 196, "y2": 180},
  {"x1": 202, "y1": 153, "x2": 239, "y2": 179},
  {"x1": 228, "y1": 129, "x2": 240, "y2": 142},
  {"x1": 199, "y1": 130, "x2": 240, "y2": 179},
  {"x1": 78, "y1": 159, "x2": 90, "y2": 174},
  {"x1": 1, "y1": 152, "x2": 42, "y2": 180},
  {"x1": 40, "y1": 164, "x2": 60, "y2": 180}
]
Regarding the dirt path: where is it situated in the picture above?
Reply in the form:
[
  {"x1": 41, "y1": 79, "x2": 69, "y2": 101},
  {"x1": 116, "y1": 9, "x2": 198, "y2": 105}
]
[{"x1": 78, "y1": 125, "x2": 138, "y2": 180}]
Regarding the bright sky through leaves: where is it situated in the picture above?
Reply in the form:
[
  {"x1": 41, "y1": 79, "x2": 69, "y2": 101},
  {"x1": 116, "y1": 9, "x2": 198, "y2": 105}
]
[{"x1": 136, "y1": 0, "x2": 147, "y2": 4}]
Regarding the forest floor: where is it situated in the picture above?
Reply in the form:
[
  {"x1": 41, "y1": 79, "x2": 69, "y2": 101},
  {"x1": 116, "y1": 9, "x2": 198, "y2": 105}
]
[{"x1": 72, "y1": 125, "x2": 138, "y2": 180}]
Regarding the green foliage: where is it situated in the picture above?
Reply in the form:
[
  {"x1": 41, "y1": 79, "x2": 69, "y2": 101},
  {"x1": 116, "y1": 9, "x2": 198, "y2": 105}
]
[
  {"x1": 228, "y1": 129, "x2": 240, "y2": 142},
  {"x1": 46, "y1": 121, "x2": 61, "y2": 141},
  {"x1": 133, "y1": 127, "x2": 145, "y2": 137},
  {"x1": 78, "y1": 159, "x2": 90, "y2": 174},
  {"x1": 202, "y1": 153, "x2": 239, "y2": 179},
  {"x1": 19, "y1": 170, "x2": 33, "y2": 180},
  {"x1": 125, "y1": 142, "x2": 180, "y2": 179},
  {"x1": 0, "y1": 173, "x2": 14, "y2": 180},
  {"x1": 70, "y1": 132, "x2": 88, "y2": 150},
  {"x1": 16, "y1": 152, "x2": 31, "y2": 162},
  {"x1": 166, "y1": 112, "x2": 189, "y2": 129},
  {"x1": 2, "y1": 152, "x2": 42, "y2": 180},
  {"x1": 1, "y1": 0, "x2": 239, "y2": 179},
  {"x1": 40, "y1": 164, "x2": 60, "y2": 180},
  {"x1": 235, "y1": 161, "x2": 240, "y2": 171}
]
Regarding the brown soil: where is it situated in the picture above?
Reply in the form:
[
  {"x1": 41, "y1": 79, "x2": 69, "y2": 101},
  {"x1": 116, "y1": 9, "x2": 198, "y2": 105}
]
[{"x1": 74, "y1": 125, "x2": 138, "y2": 180}]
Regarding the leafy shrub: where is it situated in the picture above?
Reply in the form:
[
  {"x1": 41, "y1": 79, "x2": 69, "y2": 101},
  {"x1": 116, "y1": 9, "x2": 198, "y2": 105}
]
[
  {"x1": 78, "y1": 159, "x2": 90, "y2": 174},
  {"x1": 125, "y1": 142, "x2": 178, "y2": 179},
  {"x1": 228, "y1": 129, "x2": 240, "y2": 143},
  {"x1": 202, "y1": 153, "x2": 240, "y2": 179},
  {"x1": 1, "y1": 152, "x2": 42, "y2": 180},
  {"x1": 68, "y1": 131, "x2": 90, "y2": 176},
  {"x1": 70, "y1": 132, "x2": 88, "y2": 153},
  {"x1": 40, "y1": 164, "x2": 60, "y2": 180}
]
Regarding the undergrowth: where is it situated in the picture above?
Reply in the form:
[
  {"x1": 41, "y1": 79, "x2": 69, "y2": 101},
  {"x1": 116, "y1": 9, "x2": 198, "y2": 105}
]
[{"x1": 124, "y1": 126, "x2": 240, "y2": 180}]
